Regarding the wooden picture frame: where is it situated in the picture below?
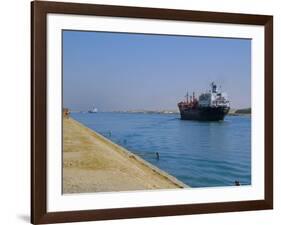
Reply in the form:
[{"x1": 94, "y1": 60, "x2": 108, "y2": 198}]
[{"x1": 31, "y1": 1, "x2": 273, "y2": 224}]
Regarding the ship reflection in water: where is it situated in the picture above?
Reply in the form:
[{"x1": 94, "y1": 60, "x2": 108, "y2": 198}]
[
  {"x1": 72, "y1": 110, "x2": 251, "y2": 188},
  {"x1": 178, "y1": 82, "x2": 230, "y2": 121}
]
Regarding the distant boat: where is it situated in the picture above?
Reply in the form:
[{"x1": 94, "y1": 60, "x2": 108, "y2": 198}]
[{"x1": 88, "y1": 105, "x2": 98, "y2": 113}]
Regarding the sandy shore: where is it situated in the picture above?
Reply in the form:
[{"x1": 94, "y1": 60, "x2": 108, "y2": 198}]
[{"x1": 63, "y1": 117, "x2": 188, "y2": 193}]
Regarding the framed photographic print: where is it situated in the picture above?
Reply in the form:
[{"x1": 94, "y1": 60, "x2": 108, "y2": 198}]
[{"x1": 31, "y1": 1, "x2": 273, "y2": 224}]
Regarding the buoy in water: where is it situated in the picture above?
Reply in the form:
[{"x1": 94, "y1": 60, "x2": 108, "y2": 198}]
[{"x1": 156, "y1": 152, "x2": 160, "y2": 160}]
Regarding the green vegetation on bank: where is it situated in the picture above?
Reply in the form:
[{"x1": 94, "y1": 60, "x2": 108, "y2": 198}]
[
  {"x1": 235, "y1": 108, "x2": 251, "y2": 114},
  {"x1": 228, "y1": 108, "x2": 251, "y2": 116}
]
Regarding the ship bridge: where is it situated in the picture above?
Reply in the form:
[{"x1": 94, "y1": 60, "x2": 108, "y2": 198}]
[{"x1": 198, "y1": 82, "x2": 229, "y2": 108}]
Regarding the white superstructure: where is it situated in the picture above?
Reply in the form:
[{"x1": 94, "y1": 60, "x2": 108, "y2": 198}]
[{"x1": 198, "y1": 82, "x2": 230, "y2": 108}]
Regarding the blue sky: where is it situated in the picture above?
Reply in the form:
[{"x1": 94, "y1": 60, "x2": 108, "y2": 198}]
[{"x1": 63, "y1": 30, "x2": 251, "y2": 111}]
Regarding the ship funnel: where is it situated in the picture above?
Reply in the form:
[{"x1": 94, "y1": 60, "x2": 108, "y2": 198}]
[{"x1": 211, "y1": 82, "x2": 217, "y2": 93}]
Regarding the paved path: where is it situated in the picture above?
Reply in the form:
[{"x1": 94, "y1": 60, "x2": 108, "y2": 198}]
[{"x1": 63, "y1": 117, "x2": 188, "y2": 193}]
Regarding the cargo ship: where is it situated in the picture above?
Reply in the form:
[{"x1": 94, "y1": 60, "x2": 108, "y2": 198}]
[{"x1": 178, "y1": 82, "x2": 230, "y2": 121}]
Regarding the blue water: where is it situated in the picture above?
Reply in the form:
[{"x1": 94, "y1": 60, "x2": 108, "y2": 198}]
[{"x1": 71, "y1": 112, "x2": 251, "y2": 188}]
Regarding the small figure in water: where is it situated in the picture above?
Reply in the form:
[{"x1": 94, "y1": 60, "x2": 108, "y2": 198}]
[
  {"x1": 156, "y1": 152, "x2": 160, "y2": 160},
  {"x1": 123, "y1": 139, "x2": 127, "y2": 144},
  {"x1": 235, "y1": 180, "x2": 241, "y2": 186},
  {"x1": 108, "y1": 131, "x2": 111, "y2": 137}
]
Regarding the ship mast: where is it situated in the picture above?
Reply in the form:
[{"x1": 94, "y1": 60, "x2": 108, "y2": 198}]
[{"x1": 185, "y1": 91, "x2": 189, "y2": 103}]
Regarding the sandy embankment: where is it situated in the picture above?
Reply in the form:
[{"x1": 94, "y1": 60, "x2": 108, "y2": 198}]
[{"x1": 63, "y1": 117, "x2": 188, "y2": 193}]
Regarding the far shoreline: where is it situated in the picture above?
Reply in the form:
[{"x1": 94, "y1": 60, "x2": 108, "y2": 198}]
[{"x1": 71, "y1": 110, "x2": 251, "y2": 117}]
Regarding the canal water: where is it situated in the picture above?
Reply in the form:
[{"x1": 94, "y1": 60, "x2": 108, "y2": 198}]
[{"x1": 71, "y1": 112, "x2": 251, "y2": 188}]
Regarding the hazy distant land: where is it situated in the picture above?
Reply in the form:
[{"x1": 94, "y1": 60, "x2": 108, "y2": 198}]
[{"x1": 70, "y1": 108, "x2": 251, "y2": 115}]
